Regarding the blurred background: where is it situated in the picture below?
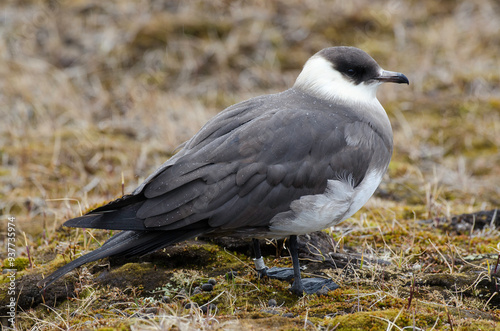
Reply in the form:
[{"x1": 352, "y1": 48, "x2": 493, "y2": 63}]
[{"x1": 0, "y1": 0, "x2": 499, "y2": 237}]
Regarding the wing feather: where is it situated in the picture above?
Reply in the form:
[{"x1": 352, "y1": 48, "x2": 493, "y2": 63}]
[{"x1": 68, "y1": 89, "x2": 391, "y2": 235}]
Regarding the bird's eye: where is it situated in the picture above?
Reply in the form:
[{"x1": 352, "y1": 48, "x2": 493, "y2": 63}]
[{"x1": 347, "y1": 69, "x2": 356, "y2": 76}]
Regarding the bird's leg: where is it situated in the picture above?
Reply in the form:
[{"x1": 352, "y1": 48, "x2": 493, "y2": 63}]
[
  {"x1": 288, "y1": 235, "x2": 305, "y2": 296},
  {"x1": 253, "y1": 238, "x2": 296, "y2": 281},
  {"x1": 289, "y1": 235, "x2": 340, "y2": 295},
  {"x1": 253, "y1": 236, "x2": 339, "y2": 296},
  {"x1": 252, "y1": 238, "x2": 268, "y2": 278}
]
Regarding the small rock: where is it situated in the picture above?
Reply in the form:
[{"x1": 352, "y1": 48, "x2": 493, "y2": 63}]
[
  {"x1": 185, "y1": 303, "x2": 199, "y2": 310},
  {"x1": 162, "y1": 296, "x2": 170, "y2": 303},
  {"x1": 282, "y1": 313, "x2": 294, "y2": 318},
  {"x1": 268, "y1": 299, "x2": 277, "y2": 307},
  {"x1": 201, "y1": 283, "x2": 214, "y2": 291},
  {"x1": 201, "y1": 303, "x2": 217, "y2": 314},
  {"x1": 208, "y1": 278, "x2": 217, "y2": 285},
  {"x1": 192, "y1": 287, "x2": 202, "y2": 295},
  {"x1": 95, "y1": 313, "x2": 104, "y2": 319}
]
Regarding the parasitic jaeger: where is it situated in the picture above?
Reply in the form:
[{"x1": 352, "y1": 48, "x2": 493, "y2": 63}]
[{"x1": 39, "y1": 46, "x2": 409, "y2": 296}]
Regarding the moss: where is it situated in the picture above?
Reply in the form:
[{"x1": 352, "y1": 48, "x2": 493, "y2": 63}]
[
  {"x1": 5, "y1": 0, "x2": 500, "y2": 329},
  {"x1": 2, "y1": 257, "x2": 30, "y2": 271}
]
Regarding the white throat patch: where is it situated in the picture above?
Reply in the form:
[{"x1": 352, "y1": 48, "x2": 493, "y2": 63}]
[{"x1": 294, "y1": 55, "x2": 382, "y2": 106}]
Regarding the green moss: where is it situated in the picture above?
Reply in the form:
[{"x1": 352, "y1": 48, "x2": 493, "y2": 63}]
[{"x1": 2, "y1": 257, "x2": 30, "y2": 271}]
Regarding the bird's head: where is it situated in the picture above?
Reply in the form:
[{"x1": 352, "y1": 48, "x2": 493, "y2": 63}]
[{"x1": 293, "y1": 46, "x2": 409, "y2": 105}]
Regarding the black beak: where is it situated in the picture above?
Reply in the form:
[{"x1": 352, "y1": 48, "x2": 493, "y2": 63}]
[{"x1": 375, "y1": 70, "x2": 409, "y2": 85}]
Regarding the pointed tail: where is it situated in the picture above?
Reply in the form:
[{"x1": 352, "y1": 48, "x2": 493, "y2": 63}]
[{"x1": 38, "y1": 228, "x2": 206, "y2": 289}]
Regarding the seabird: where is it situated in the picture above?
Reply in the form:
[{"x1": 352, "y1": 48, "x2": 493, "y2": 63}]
[{"x1": 39, "y1": 46, "x2": 409, "y2": 296}]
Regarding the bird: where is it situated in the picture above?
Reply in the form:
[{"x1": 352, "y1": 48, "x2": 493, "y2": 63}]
[{"x1": 39, "y1": 46, "x2": 409, "y2": 296}]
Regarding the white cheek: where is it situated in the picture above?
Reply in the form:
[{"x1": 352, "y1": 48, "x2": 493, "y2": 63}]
[{"x1": 294, "y1": 56, "x2": 381, "y2": 106}]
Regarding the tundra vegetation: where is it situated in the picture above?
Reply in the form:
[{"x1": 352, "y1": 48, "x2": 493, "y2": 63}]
[{"x1": 1, "y1": 0, "x2": 499, "y2": 330}]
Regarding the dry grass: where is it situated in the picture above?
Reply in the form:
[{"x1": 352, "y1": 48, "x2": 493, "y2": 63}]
[{"x1": 1, "y1": 0, "x2": 500, "y2": 330}]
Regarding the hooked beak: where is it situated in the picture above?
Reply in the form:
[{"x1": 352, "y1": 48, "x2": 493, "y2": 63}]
[{"x1": 375, "y1": 70, "x2": 409, "y2": 85}]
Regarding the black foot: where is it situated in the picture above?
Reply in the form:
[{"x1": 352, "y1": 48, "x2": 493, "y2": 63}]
[
  {"x1": 289, "y1": 279, "x2": 305, "y2": 296},
  {"x1": 253, "y1": 236, "x2": 339, "y2": 297},
  {"x1": 256, "y1": 267, "x2": 268, "y2": 279},
  {"x1": 300, "y1": 278, "x2": 339, "y2": 295},
  {"x1": 290, "y1": 278, "x2": 339, "y2": 296},
  {"x1": 266, "y1": 267, "x2": 295, "y2": 281},
  {"x1": 266, "y1": 267, "x2": 339, "y2": 295}
]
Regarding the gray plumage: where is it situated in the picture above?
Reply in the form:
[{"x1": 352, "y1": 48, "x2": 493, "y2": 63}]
[{"x1": 39, "y1": 46, "x2": 408, "y2": 292}]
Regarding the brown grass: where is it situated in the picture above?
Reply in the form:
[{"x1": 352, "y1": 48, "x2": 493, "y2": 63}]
[{"x1": 1, "y1": 0, "x2": 500, "y2": 330}]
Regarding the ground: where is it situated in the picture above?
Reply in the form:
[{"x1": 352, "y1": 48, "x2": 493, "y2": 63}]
[{"x1": 1, "y1": 0, "x2": 500, "y2": 330}]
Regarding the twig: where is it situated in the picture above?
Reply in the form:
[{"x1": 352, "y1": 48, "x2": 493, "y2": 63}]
[
  {"x1": 443, "y1": 303, "x2": 454, "y2": 331},
  {"x1": 428, "y1": 239, "x2": 453, "y2": 274},
  {"x1": 369, "y1": 307, "x2": 404, "y2": 331},
  {"x1": 304, "y1": 307, "x2": 310, "y2": 330},
  {"x1": 23, "y1": 231, "x2": 33, "y2": 268},
  {"x1": 483, "y1": 291, "x2": 497, "y2": 311},
  {"x1": 429, "y1": 316, "x2": 440, "y2": 331},
  {"x1": 406, "y1": 274, "x2": 415, "y2": 310}
]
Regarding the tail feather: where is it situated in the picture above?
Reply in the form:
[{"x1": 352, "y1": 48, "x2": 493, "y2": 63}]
[
  {"x1": 64, "y1": 196, "x2": 146, "y2": 230},
  {"x1": 64, "y1": 201, "x2": 145, "y2": 230},
  {"x1": 38, "y1": 228, "x2": 207, "y2": 289}
]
